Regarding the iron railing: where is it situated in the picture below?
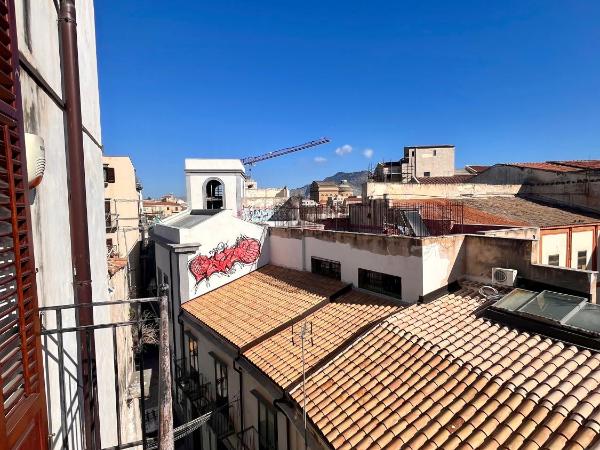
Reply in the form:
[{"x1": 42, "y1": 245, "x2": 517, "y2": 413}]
[
  {"x1": 39, "y1": 296, "x2": 168, "y2": 450},
  {"x1": 175, "y1": 357, "x2": 211, "y2": 412},
  {"x1": 250, "y1": 201, "x2": 464, "y2": 237}
]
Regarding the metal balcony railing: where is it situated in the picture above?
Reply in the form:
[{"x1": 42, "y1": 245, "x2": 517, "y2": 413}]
[
  {"x1": 175, "y1": 357, "x2": 211, "y2": 412},
  {"x1": 222, "y1": 426, "x2": 260, "y2": 450}
]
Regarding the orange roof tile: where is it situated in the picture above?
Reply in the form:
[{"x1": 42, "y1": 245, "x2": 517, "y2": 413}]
[
  {"x1": 291, "y1": 282, "x2": 600, "y2": 450},
  {"x1": 181, "y1": 265, "x2": 349, "y2": 348},
  {"x1": 243, "y1": 290, "x2": 402, "y2": 389}
]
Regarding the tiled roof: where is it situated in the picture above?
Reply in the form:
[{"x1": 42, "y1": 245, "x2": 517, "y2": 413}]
[
  {"x1": 291, "y1": 282, "x2": 600, "y2": 450},
  {"x1": 550, "y1": 160, "x2": 600, "y2": 170},
  {"x1": 501, "y1": 160, "x2": 600, "y2": 173},
  {"x1": 181, "y1": 265, "x2": 349, "y2": 348},
  {"x1": 465, "y1": 165, "x2": 491, "y2": 174},
  {"x1": 243, "y1": 290, "x2": 402, "y2": 389},
  {"x1": 505, "y1": 162, "x2": 582, "y2": 172},
  {"x1": 416, "y1": 174, "x2": 475, "y2": 184},
  {"x1": 463, "y1": 196, "x2": 600, "y2": 227}
]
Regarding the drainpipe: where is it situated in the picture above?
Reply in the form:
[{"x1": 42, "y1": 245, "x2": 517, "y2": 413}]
[
  {"x1": 59, "y1": 1, "x2": 101, "y2": 448},
  {"x1": 233, "y1": 356, "x2": 245, "y2": 432}
]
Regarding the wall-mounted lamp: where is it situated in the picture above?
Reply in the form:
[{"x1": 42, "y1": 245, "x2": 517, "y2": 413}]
[{"x1": 25, "y1": 133, "x2": 46, "y2": 189}]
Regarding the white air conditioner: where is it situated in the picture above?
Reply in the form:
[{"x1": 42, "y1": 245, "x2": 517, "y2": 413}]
[{"x1": 492, "y1": 268, "x2": 517, "y2": 287}]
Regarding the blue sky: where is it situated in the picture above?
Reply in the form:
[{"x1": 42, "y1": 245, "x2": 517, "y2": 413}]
[{"x1": 95, "y1": 1, "x2": 600, "y2": 198}]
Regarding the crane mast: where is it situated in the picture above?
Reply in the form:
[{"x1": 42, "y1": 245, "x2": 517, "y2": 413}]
[{"x1": 241, "y1": 137, "x2": 331, "y2": 166}]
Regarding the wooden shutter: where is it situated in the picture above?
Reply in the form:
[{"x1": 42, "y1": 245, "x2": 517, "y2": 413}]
[{"x1": 0, "y1": 1, "x2": 47, "y2": 449}]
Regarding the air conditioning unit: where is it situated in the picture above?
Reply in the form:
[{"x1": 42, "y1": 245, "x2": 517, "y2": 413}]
[{"x1": 492, "y1": 268, "x2": 517, "y2": 287}]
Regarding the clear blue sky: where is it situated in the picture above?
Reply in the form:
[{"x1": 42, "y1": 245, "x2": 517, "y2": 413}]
[{"x1": 95, "y1": 1, "x2": 600, "y2": 198}]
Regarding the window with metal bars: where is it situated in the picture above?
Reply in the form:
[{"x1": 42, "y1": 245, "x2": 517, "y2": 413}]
[
  {"x1": 311, "y1": 256, "x2": 341, "y2": 280},
  {"x1": 358, "y1": 268, "x2": 402, "y2": 300}
]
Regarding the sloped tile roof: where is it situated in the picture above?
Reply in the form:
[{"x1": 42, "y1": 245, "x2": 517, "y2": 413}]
[
  {"x1": 506, "y1": 162, "x2": 582, "y2": 172},
  {"x1": 416, "y1": 174, "x2": 475, "y2": 184},
  {"x1": 465, "y1": 165, "x2": 491, "y2": 174},
  {"x1": 181, "y1": 265, "x2": 349, "y2": 348},
  {"x1": 291, "y1": 282, "x2": 600, "y2": 450},
  {"x1": 463, "y1": 196, "x2": 600, "y2": 227},
  {"x1": 550, "y1": 160, "x2": 600, "y2": 170},
  {"x1": 243, "y1": 290, "x2": 402, "y2": 390}
]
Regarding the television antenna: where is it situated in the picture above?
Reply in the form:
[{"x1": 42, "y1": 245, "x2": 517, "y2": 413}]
[{"x1": 292, "y1": 320, "x2": 314, "y2": 450}]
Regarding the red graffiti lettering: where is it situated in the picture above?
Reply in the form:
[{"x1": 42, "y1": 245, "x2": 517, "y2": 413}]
[{"x1": 188, "y1": 236, "x2": 261, "y2": 287}]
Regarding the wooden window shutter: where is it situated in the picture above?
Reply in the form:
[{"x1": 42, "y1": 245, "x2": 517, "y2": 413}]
[{"x1": 0, "y1": 1, "x2": 48, "y2": 449}]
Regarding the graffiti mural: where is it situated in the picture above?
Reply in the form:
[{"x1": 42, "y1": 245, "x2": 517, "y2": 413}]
[{"x1": 188, "y1": 235, "x2": 261, "y2": 291}]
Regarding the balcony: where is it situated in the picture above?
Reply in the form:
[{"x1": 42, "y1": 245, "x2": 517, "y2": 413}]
[
  {"x1": 174, "y1": 358, "x2": 211, "y2": 412},
  {"x1": 106, "y1": 212, "x2": 119, "y2": 230},
  {"x1": 222, "y1": 426, "x2": 258, "y2": 450}
]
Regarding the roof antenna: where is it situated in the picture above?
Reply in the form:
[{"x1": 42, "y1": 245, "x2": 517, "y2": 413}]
[{"x1": 292, "y1": 321, "x2": 314, "y2": 450}]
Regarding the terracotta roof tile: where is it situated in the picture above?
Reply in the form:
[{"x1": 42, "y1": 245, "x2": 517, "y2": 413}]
[
  {"x1": 243, "y1": 289, "x2": 402, "y2": 389},
  {"x1": 290, "y1": 282, "x2": 600, "y2": 450},
  {"x1": 181, "y1": 265, "x2": 348, "y2": 348}
]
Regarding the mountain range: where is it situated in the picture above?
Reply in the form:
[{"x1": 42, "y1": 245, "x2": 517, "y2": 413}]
[{"x1": 289, "y1": 170, "x2": 368, "y2": 198}]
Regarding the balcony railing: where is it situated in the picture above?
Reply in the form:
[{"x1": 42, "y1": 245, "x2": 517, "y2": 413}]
[
  {"x1": 246, "y1": 201, "x2": 465, "y2": 238},
  {"x1": 175, "y1": 357, "x2": 211, "y2": 412},
  {"x1": 223, "y1": 426, "x2": 259, "y2": 450}
]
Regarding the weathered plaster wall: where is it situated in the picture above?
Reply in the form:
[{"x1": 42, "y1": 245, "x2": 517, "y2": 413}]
[
  {"x1": 571, "y1": 230, "x2": 594, "y2": 270},
  {"x1": 363, "y1": 181, "x2": 521, "y2": 200},
  {"x1": 269, "y1": 228, "x2": 424, "y2": 302},
  {"x1": 540, "y1": 233, "x2": 568, "y2": 267}
]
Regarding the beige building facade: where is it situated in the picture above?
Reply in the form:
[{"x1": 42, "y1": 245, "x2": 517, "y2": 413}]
[{"x1": 103, "y1": 156, "x2": 143, "y2": 297}]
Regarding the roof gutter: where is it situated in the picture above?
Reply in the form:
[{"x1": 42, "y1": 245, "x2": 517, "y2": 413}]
[{"x1": 59, "y1": 1, "x2": 101, "y2": 447}]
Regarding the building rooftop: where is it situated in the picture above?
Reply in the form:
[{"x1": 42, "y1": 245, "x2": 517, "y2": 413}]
[
  {"x1": 464, "y1": 196, "x2": 600, "y2": 228},
  {"x1": 465, "y1": 165, "x2": 491, "y2": 174},
  {"x1": 291, "y1": 281, "x2": 600, "y2": 450},
  {"x1": 181, "y1": 265, "x2": 349, "y2": 348},
  {"x1": 416, "y1": 174, "x2": 475, "y2": 184},
  {"x1": 503, "y1": 160, "x2": 600, "y2": 173},
  {"x1": 243, "y1": 290, "x2": 402, "y2": 389}
]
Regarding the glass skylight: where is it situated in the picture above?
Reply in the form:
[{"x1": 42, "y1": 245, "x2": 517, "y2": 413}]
[{"x1": 492, "y1": 289, "x2": 600, "y2": 336}]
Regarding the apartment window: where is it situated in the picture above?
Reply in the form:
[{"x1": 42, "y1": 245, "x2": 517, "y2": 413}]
[
  {"x1": 105, "y1": 199, "x2": 112, "y2": 227},
  {"x1": 187, "y1": 334, "x2": 199, "y2": 374},
  {"x1": 423, "y1": 171, "x2": 431, "y2": 177},
  {"x1": 257, "y1": 396, "x2": 277, "y2": 450},
  {"x1": 433, "y1": 150, "x2": 437, "y2": 156},
  {"x1": 214, "y1": 358, "x2": 228, "y2": 406},
  {"x1": 577, "y1": 251, "x2": 588, "y2": 270},
  {"x1": 311, "y1": 257, "x2": 341, "y2": 280},
  {"x1": 548, "y1": 254, "x2": 560, "y2": 266},
  {"x1": 104, "y1": 166, "x2": 115, "y2": 183},
  {"x1": 358, "y1": 268, "x2": 402, "y2": 299}
]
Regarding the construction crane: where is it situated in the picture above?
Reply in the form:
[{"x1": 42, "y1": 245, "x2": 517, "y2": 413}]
[{"x1": 241, "y1": 137, "x2": 331, "y2": 166}]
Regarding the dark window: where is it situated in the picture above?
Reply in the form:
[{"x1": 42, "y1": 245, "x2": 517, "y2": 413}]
[
  {"x1": 577, "y1": 251, "x2": 588, "y2": 270},
  {"x1": 548, "y1": 254, "x2": 560, "y2": 266},
  {"x1": 103, "y1": 166, "x2": 115, "y2": 183},
  {"x1": 206, "y1": 180, "x2": 224, "y2": 209},
  {"x1": 105, "y1": 199, "x2": 112, "y2": 227},
  {"x1": 311, "y1": 257, "x2": 341, "y2": 280},
  {"x1": 258, "y1": 396, "x2": 277, "y2": 450},
  {"x1": 423, "y1": 171, "x2": 431, "y2": 177},
  {"x1": 214, "y1": 358, "x2": 228, "y2": 406},
  {"x1": 358, "y1": 268, "x2": 402, "y2": 299},
  {"x1": 433, "y1": 150, "x2": 437, "y2": 156},
  {"x1": 187, "y1": 335, "x2": 198, "y2": 374}
]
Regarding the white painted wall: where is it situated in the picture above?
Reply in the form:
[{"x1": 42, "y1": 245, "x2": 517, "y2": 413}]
[
  {"x1": 269, "y1": 232, "x2": 423, "y2": 302},
  {"x1": 186, "y1": 214, "x2": 269, "y2": 299},
  {"x1": 541, "y1": 233, "x2": 568, "y2": 267},
  {"x1": 185, "y1": 159, "x2": 245, "y2": 211}
]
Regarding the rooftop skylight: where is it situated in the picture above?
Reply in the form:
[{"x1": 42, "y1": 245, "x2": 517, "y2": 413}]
[{"x1": 489, "y1": 288, "x2": 600, "y2": 339}]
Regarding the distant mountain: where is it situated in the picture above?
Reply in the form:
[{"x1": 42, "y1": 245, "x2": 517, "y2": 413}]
[{"x1": 290, "y1": 171, "x2": 368, "y2": 198}]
